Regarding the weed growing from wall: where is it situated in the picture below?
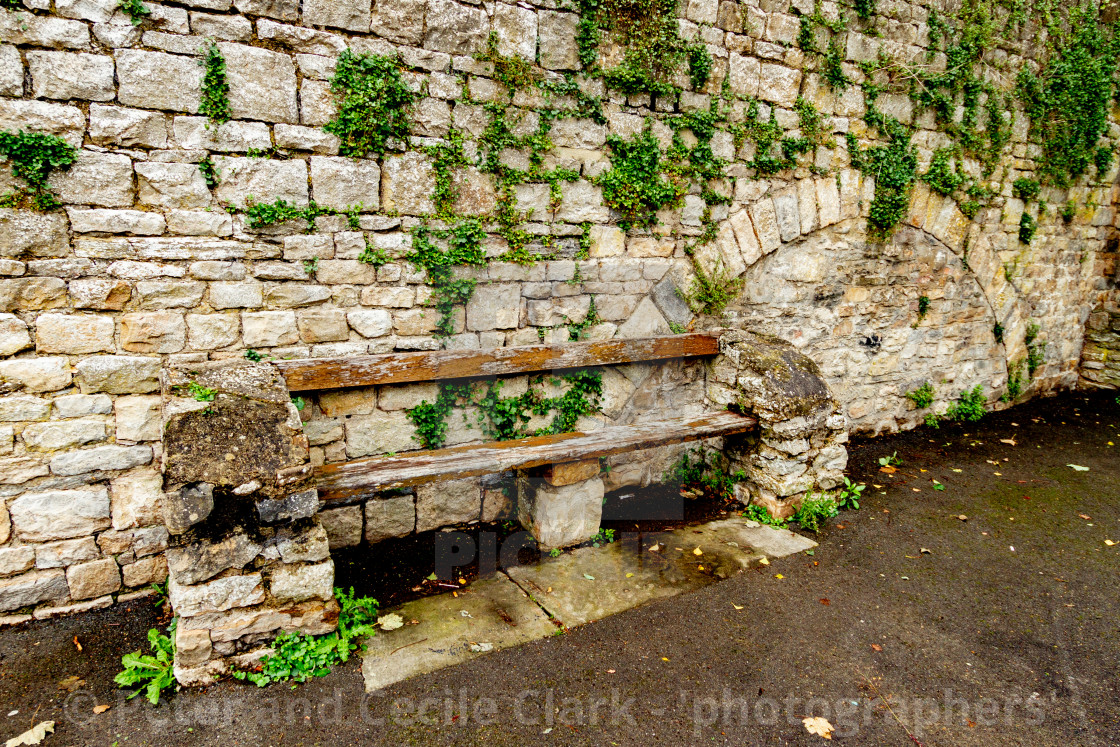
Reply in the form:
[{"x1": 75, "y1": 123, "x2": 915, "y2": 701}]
[
  {"x1": 241, "y1": 198, "x2": 361, "y2": 233},
  {"x1": 197, "y1": 156, "x2": 219, "y2": 188},
  {"x1": 324, "y1": 50, "x2": 415, "y2": 158},
  {"x1": 597, "y1": 125, "x2": 685, "y2": 229},
  {"x1": 198, "y1": 41, "x2": 231, "y2": 126},
  {"x1": 117, "y1": 0, "x2": 150, "y2": 25},
  {"x1": 846, "y1": 99, "x2": 917, "y2": 240},
  {"x1": 574, "y1": 0, "x2": 694, "y2": 96},
  {"x1": 906, "y1": 382, "x2": 935, "y2": 409},
  {"x1": 405, "y1": 220, "x2": 487, "y2": 337},
  {"x1": 0, "y1": 130, "x2": 78, "y2": 210},
  {"x1": 1019, "y1": 212, "x2": 1037, "y2": 243}
]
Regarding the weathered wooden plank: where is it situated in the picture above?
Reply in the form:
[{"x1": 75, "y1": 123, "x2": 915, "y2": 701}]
[
  {"x1": 313, "y1": 410, "x2": 756, "y2": 501},
  {"x1": 278, "y1": 333, "x2": 720, "y2": 392}
]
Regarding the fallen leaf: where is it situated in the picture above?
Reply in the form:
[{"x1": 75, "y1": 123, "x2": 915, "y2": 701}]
[
  {"x1": 1106, "y1": 540, "x2": 1116, "y2": 547},
  {"x1": 802, "y1": 716, "x2": 834, "y2": 740},
  {"x1": 871, "y1": 643, "x2": 883, "y2": 652},
  {"x1": 92, "y1": 705, "x2": 110, "y2": 714},
  {"x1": 820, "y1": 598, "x2": 830, "y2": 605},
  {"x1": 583, "y1": 573, "x2": 595, "y2": 580},
  {"x1": 458, "y1": 577, "x2": 467, "y2": 585},
  {"x1": 957, "y1": 515, "x2": 968, "y2": 521},
  {"x1": 4, "y1": 721, "x2": 54, "y2": 747},
  {"x1": 692, "y1": 547, "x2": 703, "y2": 556},
  {"x1": 1067, "y1": 464, "x2": 1090, "y2": 471},
  {"x1": 72, "y1": 636, "x2": 81, "y2": 653},
  {"x1": 952, "y1": 468, "x2": 963, "y2": 473},
  {"x1": 879, "y1": 465, "x2": 897, "y2": 474},
  {"x1": 57, "y1": 676, "x2": 84, "y2": 692},
  {"x1": 648, "y1": 544, "x2": 661, "y2": 552},
  {"x1": 697, "y1": 564, "x2": 705, "y2": 571},
  {"x1": 774, "y1": 573, "x2": 784, "y2": 579},
  {"x1": 1000, "y1": 438, "x2": 1017, "y2": 446},
  {"x1": 377, "y1": 613, "x2": 404, "y2": 631},
  {"x1": 426, "y1": 572, "x2": 437, "y2": 581},
  {"x1": 920, "y1": 548, "x2": 931, "y2": 554},
  {"x1": 732, "y1": 604, "x2": 744, "y2": 610},
  {"x1": 1079, "y1": 514, "x2": 1092, "y2": 520},
  {"x1": 661, "y1": 657, "x2": 669, "y2": 662},
  {"x1": 758, "y1": 557, "x2": 770, "y2": 566},
  {"x1": 625, "y1": 572, "x2": 634, "y2": 578}
]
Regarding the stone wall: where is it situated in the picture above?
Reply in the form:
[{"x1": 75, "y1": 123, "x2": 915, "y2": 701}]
[{"x1": 0, "y1": 0, "x2": 1117, "y2": 619}]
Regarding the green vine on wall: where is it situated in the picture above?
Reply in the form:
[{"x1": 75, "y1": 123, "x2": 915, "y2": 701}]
[
  {"x1": 0, "y1": 130, "x2": 78, "y2": 211},
  {"x1": 846, "y1": 91, "x2": 917, "y2": 240},
  {"x1": 404, "y1": 220, "x2": 487, "y2": 337},
  {"x1": 324, "y1": 50, "x2": 415, "y2": 158},
  {"x1": 117, "y1": 0, "x2": 150, "y2": 25},
  {"x1": 597, "y1": 124, "x2": 685, "y2": 230},
  {"x1": 198, "y1": 41, "x2": 231, "y2": 126}
]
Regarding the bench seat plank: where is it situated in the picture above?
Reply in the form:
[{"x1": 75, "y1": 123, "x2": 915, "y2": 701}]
[
  {"x1": 279, "y1": 333, "x2": 720, "y2": 392},
  {"x1": 314, "y1": 410, "x2": 756, "y2": 502}
]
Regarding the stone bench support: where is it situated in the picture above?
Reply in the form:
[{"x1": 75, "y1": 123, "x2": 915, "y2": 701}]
[
  {"x1": 517, "y1": 459, "x2": 604, "y2": 550},
  {"x1": 708, "y1": 330, "x2": 848, "y2": 518}
]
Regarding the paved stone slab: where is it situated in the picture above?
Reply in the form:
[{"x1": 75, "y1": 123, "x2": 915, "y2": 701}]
[{"x1": 361, "y1": 573, "x2": 554, "y2": 692}]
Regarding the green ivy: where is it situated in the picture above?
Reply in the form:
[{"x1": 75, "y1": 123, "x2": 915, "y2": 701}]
[
  {"x1": 324, "y1": 50, "x2": 415, "y2": 158},
  {"x1": 846, "y1": 99, "x2": 917, "y2": 240},
  {"x1": 476, "y1": 32, "x2": 539, "y2": 93},
  {"x1": 906, "y1": 382, "x2": 935, "y2": 409},
  {"x1": 854, "y1": 0, "x2": 877, "y2": 20},
  {"x1": 574, "y1": 0, "x2": 690, "y2": 96},
  {"x1": 1011, "y1": 177, "x2": 1041, "y2": 201},
  {"x1": 198, "y1": 41, "x2": 231, "y2": 126},
  {"x1": 597, "y1": 125, "x2": 684, "y2": 229},
  {"x1": 198, "y1": 156, "x2": 219, "y2": 188},
  {"x1": 1017, "y1": 2, "x2": 1120, "y2": 187},
  {"x1": 679, "y1": 259, "x2": 743, "y2": 316},
  {"x1": 687, "y1": 43, "x2": 713, "y2": 90},
  {"x1": 117, "y1": 0, "x2": 151, "y2": 25},
  {"x1": 922, "y1": 148, "x2": 967, "y2": 196},
  {"x1": 0, "y1": 130, "x2": 78, "y2": 211},
  {"x1": 405, "y1": 220, "x2": 487, "y2": 337},
  {"x1": 1018, "y1": 211, "x2": 1037, "y2": 244},
  {"x1": 944, "y1": 385, "x2": 986, "y2": 422},
  {"x1": 241, "y1": 198, "x2": 362, "y2": 233}
]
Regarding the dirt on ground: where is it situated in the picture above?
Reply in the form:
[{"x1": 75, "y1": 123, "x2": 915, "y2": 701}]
[{"x1": 1, "y1": 389, "x2": 1118, "y2": 746}]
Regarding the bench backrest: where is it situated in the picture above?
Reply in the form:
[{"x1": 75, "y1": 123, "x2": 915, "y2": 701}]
[{"x1": 277, "y1": 333, "x2": 720, "y2": 392}]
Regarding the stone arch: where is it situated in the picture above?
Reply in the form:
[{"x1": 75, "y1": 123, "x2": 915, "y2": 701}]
[{"x1": 693, "y1": 175, "x2": 1031, "y2": 433}]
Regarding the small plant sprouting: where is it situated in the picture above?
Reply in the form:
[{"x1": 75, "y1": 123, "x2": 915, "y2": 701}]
[
  {"x1": 114, "y1": 623, "x2": 177, "y2": 704},
  {"x1": 358, "y1": 239, "x2": 391, "y2": 267},
  {"x1": 906, "y1": 382, "x2": 935, "y2": 409},
  {"x1": 743, "y1": 503, "x2": 788, "y2": 528},
  {"x1": 185, "y1": 381, "x2": 216, "y2": 402},
  {"x1": 590, "y1": 528, "x2": 615, "y2": 547},
  {"x1": 836, "y1": 477, "x2": 865, "y2": 510},
  {"x1": 244, "y1": 348, "x2": 267, "y2": 362},
  {"x1": 302, "y1": 256, "x2": 319, "y2": 275},
  {"x1": 916, "y1": 295, "x2": 931, "y2": 322},
  {"x1": 944, "y1": 385, "x2": 986, "y2": 422},
  {"x1": 1018, "y1": 212, "x2": 1037, "y2": 244},
  {"x1": 291, "y1": 396, "x2": 306, "y2": 411},
  {"x1": 792, "y1": 492, "x2": 839, "y2": 533},
  {"x1": 0, "y1": 130, "x2": 79, "y2": 211},
  {"x1": 198, "y1": 156, "x2": 219, "y2": 188},
  {"x1": 117, "y1": 0, "x2": 151, "y2": 26},
  {"x1": 549, "y1": 547, "x2": 563, "y2": 558},
  {"x1": 878, "y1": 451, "x2": 902, "y2": 467}
]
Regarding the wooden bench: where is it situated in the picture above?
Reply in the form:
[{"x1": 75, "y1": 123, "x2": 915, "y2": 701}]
[{"x1": 275, "y1": 333, "x2": 757, "y2": 548}]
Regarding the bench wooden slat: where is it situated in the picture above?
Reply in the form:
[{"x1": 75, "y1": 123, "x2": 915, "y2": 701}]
[
  {"x1": 279, "y1": 333, "x2": 720, "y2": 392},
  {"x1": 314, "y1": 410, "x2": 756, "y2": 501}
]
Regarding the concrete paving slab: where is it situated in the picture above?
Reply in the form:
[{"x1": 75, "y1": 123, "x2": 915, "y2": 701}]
[{"x1": 361, "y1": 573, "x2": 554, "y2": 692}]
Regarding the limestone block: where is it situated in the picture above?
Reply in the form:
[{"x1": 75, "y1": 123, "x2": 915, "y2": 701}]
[
  {"x1": 47, "y1": 150, "x2": 133, "y2": 208},
  {"x1": 758, "y1": 63, "x2": 801, "y2": 107},
  {"x1": 0, "y1": 100, "x2": 85, "y2": 147},
  {"x1": 50, "y1": 445, "x2": 152, "y2": 476},
  {"x1": 303, "y1": 0, "x2": 369, "y2": 31},
  {"x1": 111, "y1": 469, "x2": 164, "y2": 529},
  {"x1": 169, "y1": 573, "x2": 265, "y2": 617},
  {"x1": 517, "y1": 474, "x2": 603, "y2": 550},
  {"x1": 424, "y1": 0, "x2": 488, "y2": 55},
  {"x1": 0, "y1": 500, "x2": 7, "y2": 544},
  {"x1": 115, "y1": 395, "x2": 162, "y2": 442},
  {"x1": 34, "y1": 313, "x2": 114, "y2": 354},
  {"x1": 75, "y1": 355, "x2": 162, "y2": 394},
  {"x1": 136, "y1": 162, "x2": 213, "y2": 209},
  {"x1": 9, "y1": 488, "x2": 111, "y2": 541},
  {"x1": 263, "y1": 284, "x2": 332, "y2": 308},
  {"x1": 0, "y1": 278, "x2": 67, "y2": 311},
  {"x1": 122, "y1": 555, "x2": 168, "y2": 588},
  {"x1": 0, "y1": 456, "x2": 49, "y2": 484},
  {"x1": 816, "y1": 176, "x2": 841, "y2": 227},
  {"x1": 0, "y1": 210, "x2": 70, "y2": 258},
  {"x1": 274, "y1": 123, "x2": 340, "y2": 154},
  {"x1": 187, "y1": 313, "x2": 240, "y2": 349},
  {"x1": 729, "y1": 208, "x2": 761, "y2": 266},
  {"x1": 274, "y1": 523, "x2": 330, "y2": 563},
  {"x1": 539, "y1": 10, "x2": 579, "y2": 70},
  {"x1": 121, "y1": 311, "x2": 187, "y2": 353},
  {"x1": 54, "y1": 393, "x2": 112, "y2": 418},
  {"x1": 493, "y1": 2, "x2": 536, "y2": 59},
  {"x1": 728, "y1": 53, "x2": 760, "y2": 98},
  {"x1": 255, "y1": 19, "x2": 347, "y2": 56},
  {"x1": 0, "y1": 569, "x2": 69, "y2": 612},
  {"x1": 556, "y1": 181, "x2": 609, "y2": 223},
  {"x1": 415, "y1": 477, "x2": 480, "y2": 532},
  {"x1": 208, "y1": 281, "x2": 262, "y2": 310},
  {"x1": 72, "y1": 279, "x2": 131, "y2": 311},
  {"x1": 370, "y1": 0, "x2": 426, "y2": 44},
  {"x1": 451, "y1": 167, "x2": 497, "y2": 214},
  {"x1": 269, "y1": 559, "x2": 334, "y2": 602},
  {"x1": 771, "y1": 188, "x2": 800, "y2": 242},
  {"x1": 364, "y1": 494, "x2": 415, "y2": 543},
  {"x1": 28, "y1": 51, "x2": 113, "y2": 100},
  {"x1": 616, "y1": 297, "x2": 670, "y2": 338},
  {"x1": 173, "y1": 117, "x2": 272, "y2": 152},
  {"x1": 466, "y1": 283, "x2": 520, "y2": 331},
  {"x1": 22, "y1": 419, "x2": 106, "y2": 451},
  {"x1": 171, "y1": 211, "x2": 234, "y2": 236},
  {"x1": 217, "y1": 42, "x2": 299, "y2": 123},
  {"x1": 0, "y1": 395, "x2": 51, "y2": 422},
  {"x1": 411, "y1": 97, "x2": 451, "y2": 137},
  {"x1": 0, "y1": 11, "x2": 89, "y2": 49},
  {"x1": 303, "y1": 418, "x2": 342, "y2": 445},
  {"x1": 297, "y1": 308, "x2": 349, "y2": 343},
  {"x1": 241, "y1": 311, "x2": 299, "y2": 348},
  {"x1": 166, "y1": 533, "x2": 263, "y2": 586},
  {"x1": 381, "y1": 151, "x2": 435, "y2": 216},
  {"x1": 347, "y1": 308, "x2": 392, "y2": 338},
  {"x1": 213, "y1": 157, "x2": 308, "y2": 208},
  {"x1": 318, "y1": 386, "x2": 378, "y2": 416},
  {"x1": 190, "y1": 11, "x2": 253, "y2": 40},
  {"x1": 116, "y1": 50, "x2": 201, "y2": 112},
  {"x1": 345, "y1": 410, "x2": 415, "y2": 457},
  {"x1": 67, "y1": 558, "x2": 120, "y2": 600},
  {"x1": 163, "y1": 483, "x2": 214, "y2": 535},
  {"x1": 0, "y1": 44, "x2": 19, "y2": 96},
  {"x1": 318, "y1": 505, "x2": 362, "y2": 548},
  {"x1": 68, "y1": 208, "x2": 166, "y2": 235},
  {"x1": 0, "y1": 313, "x2": 30, "y2": 356},
  {"x1": 233, "y1": 0, "x2": 298, "y2": 20},
  {"x1": 311, "y1": 156, "x2": 380, "y2": 211},
  {"x1": 0, "y1": 357, "x2": 71, "y2": 392},
  {"x1": 392, "y1": 308, "x2": 438, "y2": 336},
  {"x1": 0, "y1": 546, "x2": 35, "y2": 577},
  {"x1": 300, "y1": 78, "x2": 334, "y2": 127},
  {"x1": 35, "y1": 537, "x2": 98, "y2": 569}
]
